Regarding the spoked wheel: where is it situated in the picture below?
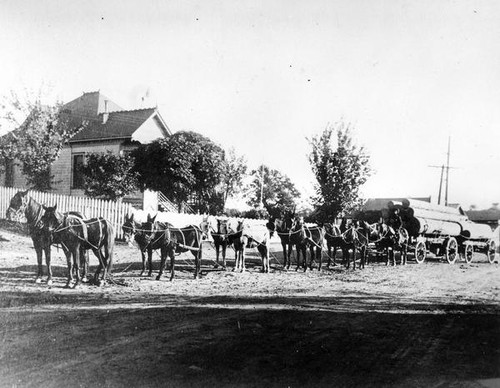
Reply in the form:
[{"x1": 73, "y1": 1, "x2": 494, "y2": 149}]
[
  {"x1": 445, "y1": 237, "x2": 458, "y2": 264},
  {"x1": 415, "y1": 241, "x2": 426, "y2": 264},
  {"x1": 487, "y1": 240, "x2": 497, "y2": 264},
  {"x1": 463, "y1": 241, "x2": 474, "y2": 264}
]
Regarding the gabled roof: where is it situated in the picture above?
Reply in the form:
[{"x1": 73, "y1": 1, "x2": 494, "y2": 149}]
[
  {"x1": 63, "y1": 91, "x2": 171, "y2": 143},
  {"x1": 69, "y1": 108, "x2": 169, "y2": 142}
]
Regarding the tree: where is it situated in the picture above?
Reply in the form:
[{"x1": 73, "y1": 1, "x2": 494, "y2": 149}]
[
  {"x1": 308, "y1": 121, "x2": 371, "y2": 223},
  {"x1": 132, "y1": 131, "x2": 225, "y2": 213},
  {"x1": 0, "y1": 90, "x2": 83, "y2": 191},
  {"x1": 219, "y1": 147, "x2": 247, "y2": 209},
  {"x1": 79, "y1": 151, "x2": 138, "y2": 201},
  {"x1": 246, "y1": 164, "x2": 300, "y2": 219}
]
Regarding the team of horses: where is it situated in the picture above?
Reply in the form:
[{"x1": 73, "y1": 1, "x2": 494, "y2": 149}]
[{"x1": 6, "y1": 191, "x2": 411, "y2": 288}]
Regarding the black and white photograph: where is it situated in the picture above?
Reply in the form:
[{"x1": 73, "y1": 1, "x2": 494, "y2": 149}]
[{"x1": 0, "y1": 1, "x2": 499, "y2": 387}]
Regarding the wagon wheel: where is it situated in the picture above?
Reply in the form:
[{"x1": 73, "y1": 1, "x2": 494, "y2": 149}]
[
  {"x1": 414, "y1": 241, "x2": 426, "y2": 264},
  {"x1": 487, "y1": 240, "x2": 497, "y2": 264},
  {"x1": 445, "y1": 237, "x2": 458, "y2": 264},
  {"x1": 463, "y1": 241, "x2": 473, "y2": 264}
]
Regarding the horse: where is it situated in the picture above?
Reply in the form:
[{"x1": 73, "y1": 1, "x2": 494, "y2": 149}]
[
  {"x1": 228, "y1": 220, "x2": 275, "y2": 273},
  {"x1": 200, "y1": 216, "x2": 231, "y2": 269},
  {"x1": 40, "y1": 204, "x2": 114, "y2": 288},
  {"x1": 289, "y1": 216, "x2": 325, "y2": 271},
  {"x1": 141, "y1": 214, "x2": 203, "y2": 281},
  {"x1": 273, "y1": 212, "x2": 294, "y2": 270},
  {"x1": 122, "y1": 213, "x2": 157, "y2": 277},
  {"x1": 323, "y1": 222, "x2": 344, "y2": 268},
  {"x1": 340, "y1": 218, "x2": 370, "y2": 270},
  {"x1": 376, "y1": 223, "x2": 409, "y2": 266},
  {"x1": 6, "y1": 190, "x2": 87, "y2": 285}
]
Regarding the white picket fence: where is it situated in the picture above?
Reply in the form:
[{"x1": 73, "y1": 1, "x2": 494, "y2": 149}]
[{"x1": 0, "y1": 186, "x2": 269, "y2": 240}]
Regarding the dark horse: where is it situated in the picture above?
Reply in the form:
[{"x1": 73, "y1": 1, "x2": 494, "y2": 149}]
[
  {"x1": 289, "y1": 216, "x2": 325, "y2": 271},
  {"x1": 141, "y1": 214, "x2": 203, "y2": 281},
  {"x1": 200, "y1": 216, "x2": 231, "y2": 269},
  {"x1": 340, "y1": 218, "x2": 371, "y2": 270},
  {"x1": 6, "y1": 190, "x2": 87, "y2": 285},
  {"x1": 273, "y1": 212, "x2": 294, "y2": 270},
  {"x1": 41, "y1": 205, "x2": 114, "y2": 288},
  {"x1": 122, "y1": 213, "x2": 156, "y2": 276},
  {"x1": 323, "y1": 222, "x2": 344, "y2": 267}
]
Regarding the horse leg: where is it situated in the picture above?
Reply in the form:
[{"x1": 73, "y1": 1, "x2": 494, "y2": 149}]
[
  {"x1": 193, "y1": 246, "x2": 201, "y2": 279},
  {"x1": 295, "y1": 245, "x2": 301, "y2": 271},
  {"x1": 79, "y1": 249, "x2": 89, "y2": 283},
  {"x1": 72, "y1": 245, "x2": 82, "y2": 288},
  {"x1": 286, "y1": 244, "x2": 293, "y2": 270},
  {"x1": 240, "y1": 246, "x2": 246, "y2": 273},
  {"x1": 221, "y1": 242, "x2": 227, "y2": 269},
  {"x1": 169, "y1": 248, "x2": 176, "y2": 281},
  {"x1": 316, "y1": 246, "x2": 322, "y2": 271},
  {"x1": 33, "y1": 240, "x2": 44, "y2": 284},
  {"x1": 282, "y1": 242, "x2": 288, "y2": 269},
  {"x1": 147, "y1": 247, "x2": 153, "y2": 277},
  {"x1": 308, "y1": 245, "x2": 314, "y2": 271},
  {"x1": 214, "y1": 242, "x2": 220, "y2": 268},
  {"x1": 156, "y1": 247, "x2": 167, "y2": 281},
  {"x1": 43, "y1": 245, "x2": 53, "y2": 286},
  {"x1": 140, "y1": 249, "x2": 147, "y2": 276},
  {"x1": 65, "y1": 250, "x2": 74, "y2": 288}
]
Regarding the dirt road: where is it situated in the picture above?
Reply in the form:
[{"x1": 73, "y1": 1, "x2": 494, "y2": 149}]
[{"x1": 0, "y1": 224, "x2": 499, "y2": 387}]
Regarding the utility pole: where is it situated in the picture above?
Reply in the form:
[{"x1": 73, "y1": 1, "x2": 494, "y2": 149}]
[{"x1": 429, "y1": 136, "x2": 457, "y2": 206}]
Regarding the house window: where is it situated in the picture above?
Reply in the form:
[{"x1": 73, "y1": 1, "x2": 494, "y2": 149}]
[{"x1": 72, "y1": 154, "x2": 85, "y2": 189}]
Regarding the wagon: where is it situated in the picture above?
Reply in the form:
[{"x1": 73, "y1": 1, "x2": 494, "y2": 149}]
[{"x1": 361, "y1": 198, "x2": 497, "y2": 264}]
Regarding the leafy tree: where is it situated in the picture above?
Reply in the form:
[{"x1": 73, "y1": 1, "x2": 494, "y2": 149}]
[
  {"x1": 220, "y1": 147, "x2": 247, "y2": 209},
  {"x1": 308, "y1": 121, "x2": 371, "y2": 223},
  {"x1": 132, "y1": 131, "x2": 225, "y2": 213},
  {"x1": 246, "y1": 164, "x2": 300, "y2": 219},
  {"x1": 0, "y1": 90, "x2": 83, "y2": 191},
  {"x1": 79, "y1": 151, "x2": 138, "y2": 201}
]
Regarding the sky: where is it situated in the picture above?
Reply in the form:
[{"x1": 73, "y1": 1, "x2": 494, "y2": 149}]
[{"x1": 0, "y1": 0, "x2": 499, "y2": 209}]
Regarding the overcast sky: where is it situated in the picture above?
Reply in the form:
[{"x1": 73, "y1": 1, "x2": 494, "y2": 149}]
[{"x1": 1, "y1": 0, "x2": 499, "y2": 209}]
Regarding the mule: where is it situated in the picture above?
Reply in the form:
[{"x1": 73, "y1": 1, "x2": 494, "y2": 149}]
[
  {"x1": 141, "y1": 214, "x2": 203, "y2": 281},
  {"x1": 323, "y1": 222, "x2": 344, "y2": 268},
  {"x1": 289, "y1": 216, "x2": 325, "y2": 271},
  {"x1": 212, "y1": 218, "x2": 231, "y2": 270},
  {"x1": 122, "y1": 213, "x2": 157, "y2": 276},
  {"x1": 40, "y1": 205, "x2": 114, "y2": 288},
  {"x1": 340, "y1": 218, "x2": 370, "y2": 270},
  {"x1": 377, "y1": 223, "x2": 409, "y2": 266},
  {"x1": 273, "y1": 212, "x2": 294, "y2": 270},
  {"x1": 6, "y1": 190, "x2": 87, "y2": 285},
  {"x1": 228, "y1": 220, "x2": 274, "y2": 273}
]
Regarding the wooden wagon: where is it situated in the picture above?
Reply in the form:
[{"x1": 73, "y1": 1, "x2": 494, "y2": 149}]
[{"x1": 361, "y1": 198, "x2": 497, "y2": 264}]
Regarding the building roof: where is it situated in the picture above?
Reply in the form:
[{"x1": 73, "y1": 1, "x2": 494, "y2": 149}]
[
  {"x1": 69, "y1": 108, "x2": 158, "y2": 142},
  {"x1": 63, "y1": 91, "x2": 170, "y2": 143},
  {"x1": 466, "y1": 208, "x2": 500, "y2": 222}
]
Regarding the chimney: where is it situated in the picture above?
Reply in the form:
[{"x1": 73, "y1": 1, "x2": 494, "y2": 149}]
[{"x1": 103, "y1": 100, "x2": 109, "y2": 124}]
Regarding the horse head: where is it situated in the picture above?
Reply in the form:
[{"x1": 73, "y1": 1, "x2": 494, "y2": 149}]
[
  {"x1": 40, "y1": 204, "x2": 64, "y2": 234},
  {"x1": 122, "y1": 213, "x2": 139, "y2": 244},
  {"x1": 141, "y1": 214, "x2": 159, "y2": 244},
  {"x1": 6, "y1": 190, "x2": 30, "y2": 221}
]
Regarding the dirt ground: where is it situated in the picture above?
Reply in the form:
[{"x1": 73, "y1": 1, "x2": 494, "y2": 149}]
[{"x1": 0, "y1": 221, "x2": 499, "y2": 388}]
